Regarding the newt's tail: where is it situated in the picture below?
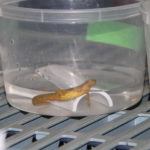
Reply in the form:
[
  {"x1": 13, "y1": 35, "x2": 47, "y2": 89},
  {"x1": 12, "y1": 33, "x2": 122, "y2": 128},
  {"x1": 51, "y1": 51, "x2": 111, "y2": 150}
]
[{"x1": 32, "y1": 94, "x2": 51, "y2": 106}]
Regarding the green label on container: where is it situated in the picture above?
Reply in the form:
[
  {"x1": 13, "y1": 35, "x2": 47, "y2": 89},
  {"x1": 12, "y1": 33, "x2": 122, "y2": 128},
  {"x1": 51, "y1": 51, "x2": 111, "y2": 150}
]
[{"x1": 86, "y1": 21, "x2": 144, "y2": 50}]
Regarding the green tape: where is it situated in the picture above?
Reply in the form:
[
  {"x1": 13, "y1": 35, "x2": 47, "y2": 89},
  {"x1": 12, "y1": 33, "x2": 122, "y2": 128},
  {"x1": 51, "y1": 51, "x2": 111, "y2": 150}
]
[{"x1": 86, "y1": 21, "x2": 144, "y2": 50}]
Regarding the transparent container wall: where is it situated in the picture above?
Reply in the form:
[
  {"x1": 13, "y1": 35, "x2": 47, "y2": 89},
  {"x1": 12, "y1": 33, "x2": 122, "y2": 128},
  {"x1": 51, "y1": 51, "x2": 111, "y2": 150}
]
[
  {"x1": 0, "y1": 0, "x2": 146, "y2": 116},
  {"x1": 142, "y1": 1, "x2": 150, "y2": 83}
]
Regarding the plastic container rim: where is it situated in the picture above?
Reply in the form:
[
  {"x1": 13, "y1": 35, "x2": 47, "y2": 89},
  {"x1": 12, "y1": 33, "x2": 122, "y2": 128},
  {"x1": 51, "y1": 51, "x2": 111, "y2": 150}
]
[
  {"x1": 0, "y1": 0, "x2": 142, "y2": 23},
  {"x1": 141, "y1": 0, "x2": 149, "y2": 12},
  {"x1": 140, "y1": 0, "x2": 150, "y2": 24}
]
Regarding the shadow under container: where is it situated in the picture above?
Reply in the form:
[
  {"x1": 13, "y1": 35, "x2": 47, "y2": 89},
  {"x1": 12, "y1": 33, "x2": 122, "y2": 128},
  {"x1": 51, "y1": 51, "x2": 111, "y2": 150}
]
[{"x1": 0, "y1": 0, "x2": 146, "y2": 116}]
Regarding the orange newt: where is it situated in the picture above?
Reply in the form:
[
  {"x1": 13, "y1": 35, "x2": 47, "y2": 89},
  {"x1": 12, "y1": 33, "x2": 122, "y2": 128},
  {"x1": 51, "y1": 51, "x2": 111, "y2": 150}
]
[{"x1": 32, "y1": 79, "x2": 96, "y2": 106}]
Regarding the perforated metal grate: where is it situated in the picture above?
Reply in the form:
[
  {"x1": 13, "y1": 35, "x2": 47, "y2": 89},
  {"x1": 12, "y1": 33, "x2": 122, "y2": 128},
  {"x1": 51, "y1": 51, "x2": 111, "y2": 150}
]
[{"x1": 0, "y1": 75, "x2": 150, "y2": 150}]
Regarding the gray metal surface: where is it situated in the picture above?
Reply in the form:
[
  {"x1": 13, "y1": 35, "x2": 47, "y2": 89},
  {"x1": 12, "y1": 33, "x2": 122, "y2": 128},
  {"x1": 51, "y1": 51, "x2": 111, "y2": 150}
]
[{"x1": 0, "y1": 75, "x2": 150, "y2": 150}]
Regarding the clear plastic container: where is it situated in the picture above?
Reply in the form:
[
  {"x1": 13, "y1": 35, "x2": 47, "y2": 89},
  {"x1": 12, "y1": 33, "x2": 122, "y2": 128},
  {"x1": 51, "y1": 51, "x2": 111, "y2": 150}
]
[
  {"x1": 142, "y1": 0, "x2": 150, "y2": 83},
  {"x1": 0, "y1": 0, "x2": 146, "y2": 116}
]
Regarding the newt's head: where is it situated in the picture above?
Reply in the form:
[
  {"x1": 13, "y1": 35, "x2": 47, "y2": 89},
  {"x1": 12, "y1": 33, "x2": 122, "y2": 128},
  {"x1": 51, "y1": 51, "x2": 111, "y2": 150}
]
[{"x1": 87, "y1": 79, "x2": 96, "y2": 86}]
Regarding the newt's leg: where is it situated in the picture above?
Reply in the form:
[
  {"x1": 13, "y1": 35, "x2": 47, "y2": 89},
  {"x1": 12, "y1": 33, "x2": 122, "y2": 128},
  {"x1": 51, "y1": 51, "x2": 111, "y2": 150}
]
[{"x1": 86, "y1": 93, "x2": 90, "y2": 107}]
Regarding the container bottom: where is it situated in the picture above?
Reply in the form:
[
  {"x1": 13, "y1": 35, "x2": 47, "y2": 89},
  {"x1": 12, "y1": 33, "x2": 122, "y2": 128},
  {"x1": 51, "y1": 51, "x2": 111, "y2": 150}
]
[{"x1": 4, "y1": 64, "x2": 144, "y2": 116}]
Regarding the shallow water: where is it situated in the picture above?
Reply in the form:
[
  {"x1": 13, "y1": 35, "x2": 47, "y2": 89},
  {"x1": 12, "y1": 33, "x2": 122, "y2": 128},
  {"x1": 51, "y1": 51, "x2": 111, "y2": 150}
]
[{"x1": 4, "y1": 64, "x2": 144, "y2": 116}]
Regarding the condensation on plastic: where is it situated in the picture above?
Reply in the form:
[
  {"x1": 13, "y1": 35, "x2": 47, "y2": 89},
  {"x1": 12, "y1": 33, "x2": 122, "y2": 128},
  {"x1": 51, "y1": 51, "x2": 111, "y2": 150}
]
[{"x1": 0, "y1": 0, "x2": 141, "y2": 23}]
